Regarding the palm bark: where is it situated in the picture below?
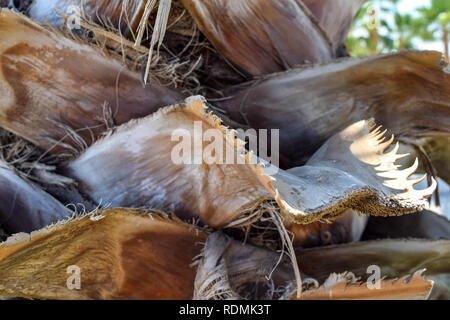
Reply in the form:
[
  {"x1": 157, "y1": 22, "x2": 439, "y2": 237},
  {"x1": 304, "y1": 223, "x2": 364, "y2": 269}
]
[
  {"x1": 0, "y1": 10, "x2": 185, "y2": 154},
  {"x1": 0, "y1": 209, "x2": 206, "y2": 300},
  {"x1": 28, "y1": 0, "x2": 146, "y2": 36},
  {"x1": 296, "y1": 239, "x2": 450, "y2": 282},
  {"x1": 302, "y1": 0, "x2": 366, "y2": 51},
  {"x1": 180, "y1": 0, "x2": 334, "y2": 75},
  {"x1": 0, "y1": 1, "x2": 447, "y2": 301},
  {"x1": 193, "y1": 232, "x2": 437, "y2": 300},
  {"x1": 218, "y1": 51, "x2": 450, "y2": 169},
  {"x1": 62, "y1": 97, "x2": 434, "y2": 232},
  {"x1": 0, "y1": 161, "x2": 71, "y2": 234}
]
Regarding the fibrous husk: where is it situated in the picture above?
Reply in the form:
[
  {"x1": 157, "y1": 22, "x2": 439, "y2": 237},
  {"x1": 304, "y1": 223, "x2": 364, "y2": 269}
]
[
  {"x1": 0, "y1": 208, "x2": 207, "y2": 300},
  {"x1": 193, "y1": 231, "x2": 435, "y2": 300},
  {"x1": 63, "y1": 96, "x2": 434, "y2": 229},
  {"x1": 289, "y1": 270, "x2": 433, "y2": 300},
  {"x1": 218, "y1": 50, "x2": 450, "y2": 168},
  {"x1": 302, "y1": 0, "x2": 367, "y2": 52},
  {"x1": 193, "y1": 231, "x2": 295, "y2": 300},
  {"x1": 63, "y1": 96, "x2": 271, "y2": 228},
  {"x1": 28, "y1": 0, "x2": 146, "y2": 36},
  {"x1": 0, "y1": 160, "x2": 71, "y2": 234},
  {"x1": 296, "y1": 238, "x2": 450, "y2": 283},
  {"x1": 179, "y1": 0, "x2": 334, "y2": 75},
  {"x1": 362, "y1": 210, "x2": 450, "y2": 241},
  {"x1": 0, "y1": 0, "x2": 446, "y2": 302},
  {"x1": 0, "y1": 127, "x2": 95, "y2": 212},
  {"x1": 270, "y1": 118, "x2": 436, "y2": 224},
  {"x1": 27, "y1": 0, "x2": 247, "y2": 93},
  {"x1": 0, "y1": 9, "x2": 185, "y2": 155},
  {"x1": 0, "y1": 126, "x2": 58, "y2": 173}
]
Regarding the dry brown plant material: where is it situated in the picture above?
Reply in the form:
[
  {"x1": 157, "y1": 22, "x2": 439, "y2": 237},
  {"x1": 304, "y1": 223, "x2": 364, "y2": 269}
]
[{"x1": 0, "y1": 208, "x2": 207, "y2": 299}]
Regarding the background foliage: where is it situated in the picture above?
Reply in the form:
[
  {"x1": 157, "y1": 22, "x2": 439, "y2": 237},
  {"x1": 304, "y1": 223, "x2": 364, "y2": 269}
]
[{"x1": 346, "y1": 0, "x2": 450, "y2": 59}]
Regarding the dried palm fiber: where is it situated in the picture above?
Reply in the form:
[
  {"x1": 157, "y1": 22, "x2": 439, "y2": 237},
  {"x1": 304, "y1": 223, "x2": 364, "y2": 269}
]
[
  {"x1": 193, "y1": 232, "x2": 434, "y2": 300},
  {"x1": 218, "y1": 51, "x2": 450, "y2": 169},
  {"x1": 20, "y1": 1, "x2": 248, "y2": 92},
  {"x1": 0, "y1": 160, "x2": 71, "y2": 234},
  {"x1": 302, "y1": 0, "x2": 367, "y2": 52},
  {"x1": 28, "y1": 0, "x2": 146, "y2": 37},
  {"x1": 59, "y1": 5, "x2": 210, "y2": 94},
  {"x1": 0, "y1": 9, "x2": 185, "y2": 155},
  {"x1": 0, "y1": 127, "x2": 95, "y2": 214},
  {"x1": 0, "y1": 126, "x2": 57, "y2": 171},
  {"x1": 63, "y1": 96, "x2": 435, "y2": 229},
  {"x1": 131, "y1": 0, "x2": 248, "y2": 92},
  {"x1": 29, "y1": 0, "x2": 200, "y2": 84},
  {"x1": 193, "y1": 231, "x2": 295, "y2": 300},
  {"x1": 362, "y1": 210, "x2": 450, "y2": 241},
  {"x1": 0, "y1": 208, "x2": 207, "y2": 299},
  {"x1": 179, "y1": 0, "x2": 334, "y2": 76},
  {"x1": 132, "y1": 0, "x2": 173, "y2": 85},
  {"x1": 288, "y1": 270, "x2": 433, "y2": 300},
  {"x1": 135, "y1": 0, "x2": 252, "y2": 93},
  {"x1": 296, "y1": 239, "x2": 450, "y2": 283},
  {"x1": 0, "y1": 124, "x2": 85, "y2": 182}
]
